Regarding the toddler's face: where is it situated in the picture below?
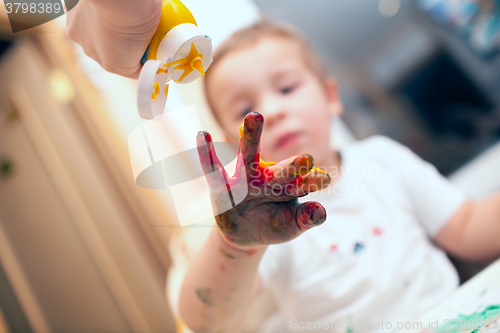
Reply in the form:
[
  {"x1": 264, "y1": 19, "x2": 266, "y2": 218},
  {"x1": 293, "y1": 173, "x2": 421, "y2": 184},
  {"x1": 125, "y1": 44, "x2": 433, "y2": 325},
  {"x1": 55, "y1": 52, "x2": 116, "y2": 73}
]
[{"x1": 206, "y1": 37, "x2": 342, "y2": 164}]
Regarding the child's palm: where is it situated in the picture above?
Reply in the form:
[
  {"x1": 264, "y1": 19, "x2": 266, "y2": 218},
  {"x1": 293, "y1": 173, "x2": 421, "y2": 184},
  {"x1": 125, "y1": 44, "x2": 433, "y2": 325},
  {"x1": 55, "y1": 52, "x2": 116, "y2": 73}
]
[{"x1": 197, "y1": 112, "x2": 330, "y2": 250}]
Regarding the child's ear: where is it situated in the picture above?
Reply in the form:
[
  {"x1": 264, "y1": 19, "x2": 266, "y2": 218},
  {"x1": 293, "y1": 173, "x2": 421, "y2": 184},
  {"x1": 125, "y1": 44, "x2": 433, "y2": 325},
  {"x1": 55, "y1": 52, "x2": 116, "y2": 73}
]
[{"x1": 324, "y1": 76, "x2": 344, "y2": 117}]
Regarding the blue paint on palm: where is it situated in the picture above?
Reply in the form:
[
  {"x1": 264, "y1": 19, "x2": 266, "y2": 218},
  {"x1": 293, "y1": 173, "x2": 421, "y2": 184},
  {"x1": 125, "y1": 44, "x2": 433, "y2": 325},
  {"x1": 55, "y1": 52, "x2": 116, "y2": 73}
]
[{"x1": 354, "y1": 243, "x2": 364, "y2": 254}]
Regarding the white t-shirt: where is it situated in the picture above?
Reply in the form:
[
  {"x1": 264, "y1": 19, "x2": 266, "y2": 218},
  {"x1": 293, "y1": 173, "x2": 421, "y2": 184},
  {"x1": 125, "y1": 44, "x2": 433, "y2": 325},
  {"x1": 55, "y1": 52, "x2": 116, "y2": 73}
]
[{"x1": 258, "y1": 135, "x2": 468, "y2": 333}]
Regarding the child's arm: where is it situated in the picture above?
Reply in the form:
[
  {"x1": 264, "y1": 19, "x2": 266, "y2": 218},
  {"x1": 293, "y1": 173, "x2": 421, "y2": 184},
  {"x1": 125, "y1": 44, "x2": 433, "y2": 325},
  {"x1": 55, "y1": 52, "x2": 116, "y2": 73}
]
[
  {"x1": 179, "y1": 112, "x2": 331, "y2": 332},
  {"x1": 367, "y1": 135, "x2": 499, "y2": 264},
  {"x1": 179, "y1": 227, "x2": 266, "y2": 332},
  {"x1": 434, "y1": 192, "x2": 500, "y2": 262}
]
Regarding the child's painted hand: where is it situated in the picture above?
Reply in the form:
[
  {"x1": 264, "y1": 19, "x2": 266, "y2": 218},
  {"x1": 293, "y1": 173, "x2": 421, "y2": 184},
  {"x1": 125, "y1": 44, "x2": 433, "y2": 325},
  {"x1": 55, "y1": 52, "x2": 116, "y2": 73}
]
[{"x1": 197, "y1": 112, "x2": 331, "y2": 250}]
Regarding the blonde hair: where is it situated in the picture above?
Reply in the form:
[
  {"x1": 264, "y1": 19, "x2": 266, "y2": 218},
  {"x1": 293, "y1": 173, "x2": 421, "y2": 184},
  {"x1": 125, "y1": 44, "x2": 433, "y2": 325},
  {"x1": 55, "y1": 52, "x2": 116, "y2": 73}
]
[{"x1": 203, "y1": 21, "x2": 328, "y2": 122}]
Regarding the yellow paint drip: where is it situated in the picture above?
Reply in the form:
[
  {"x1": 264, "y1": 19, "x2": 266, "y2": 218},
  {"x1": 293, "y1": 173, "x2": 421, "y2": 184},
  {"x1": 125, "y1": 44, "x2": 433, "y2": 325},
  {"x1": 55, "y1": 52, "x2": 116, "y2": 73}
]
[
  {"x1": 259, "y1": 158, "x2": 276, "y2": 168},
  {"x1": 312, "y1": 167, "x2": 326, "y2": 174},
  {"x1": 171, "y1": 43, "x2": 204, "y2": 82},
  {"x1": 156, "y1": 67, "x2": 167, "y2": 74},
  {"x1": 152, "y1": 82, "x2": 160, "y2": 99},
  {"x1": 164, "y1": 85, "x2": 169, "y2": 98},
  {"x1": 239, "y1": 124, "x2": 245, "y2": 139},
  {"x1": 191, "y1": 57, "x2": 205, "y2": 75},
  {"x1": 156, "y1": 60, "x2": 171, "y2": 75}
]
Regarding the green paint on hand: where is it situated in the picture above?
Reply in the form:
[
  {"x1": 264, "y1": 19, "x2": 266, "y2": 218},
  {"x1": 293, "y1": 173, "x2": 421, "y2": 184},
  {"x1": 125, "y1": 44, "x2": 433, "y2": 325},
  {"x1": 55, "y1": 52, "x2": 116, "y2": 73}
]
[
  {"x1": 220, "y1": 249, "x2": 235, "y2": 259},
  {"x1": 196, "y1": 288, "x2": 214, "y2": 306}
]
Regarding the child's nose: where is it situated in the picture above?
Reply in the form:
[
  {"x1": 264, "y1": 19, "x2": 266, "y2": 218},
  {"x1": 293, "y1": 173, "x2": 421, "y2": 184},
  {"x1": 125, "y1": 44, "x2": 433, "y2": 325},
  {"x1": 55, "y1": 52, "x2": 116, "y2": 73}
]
[{"x1": 260, "y1": 96, "x2": 287, "y2": 128}]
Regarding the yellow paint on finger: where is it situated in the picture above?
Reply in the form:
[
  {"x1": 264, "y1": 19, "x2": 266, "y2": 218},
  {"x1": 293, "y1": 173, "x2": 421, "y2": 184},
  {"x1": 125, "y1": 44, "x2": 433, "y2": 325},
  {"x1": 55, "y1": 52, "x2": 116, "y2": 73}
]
[
  {"x1": 312, "y1": 167, "x2": 326, "y2": 174},
  {"x1": 259, "y1": 158, "x2": 276, "y2": 168},
  {"x1": 239, "y1": 123, "x2": 245, "y2": 139}
]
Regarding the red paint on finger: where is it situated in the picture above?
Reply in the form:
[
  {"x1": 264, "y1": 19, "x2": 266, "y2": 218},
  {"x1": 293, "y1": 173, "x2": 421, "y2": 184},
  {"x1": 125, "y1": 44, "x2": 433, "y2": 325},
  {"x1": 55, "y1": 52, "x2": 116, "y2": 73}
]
[
  {"x1": 263, "y1": 167, "x2": 274, "y2": 181},
  {"x1": 197, "y1": 131, "x2": 216, "y2": 169},
  {"x1": 242, "y1": 112, "x2": 264, "y2": 139},
  {"x1": 297, "y1": 202, "x2": 326, "y2": 228},
  {"x1": 305, "y1": 203, "x2": 319, "y2": 221},
  {"x1": 291, "y1": 173, "x2": 308, "y2": 187},
  {"x1": 284, "y1": 173, "x2": 308, "y2": 196}
]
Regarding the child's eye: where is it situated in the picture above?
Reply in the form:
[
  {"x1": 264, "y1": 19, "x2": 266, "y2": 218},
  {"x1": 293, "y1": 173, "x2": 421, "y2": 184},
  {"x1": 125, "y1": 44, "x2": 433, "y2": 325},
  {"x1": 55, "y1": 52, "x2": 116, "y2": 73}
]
[
  {"x1": 281, "y1": 86, "x2": 295, "y2": 94},
  {"x1": 240, "y1": 108, "x2": 252, "y2": 118}
]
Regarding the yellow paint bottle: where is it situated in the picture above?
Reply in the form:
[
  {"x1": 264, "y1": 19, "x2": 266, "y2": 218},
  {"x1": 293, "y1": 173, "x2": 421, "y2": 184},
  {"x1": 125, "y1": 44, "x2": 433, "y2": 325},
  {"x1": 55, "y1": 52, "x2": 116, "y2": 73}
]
[{"x1": 137, "y1": 0, "x2": 213, "y2": 120}]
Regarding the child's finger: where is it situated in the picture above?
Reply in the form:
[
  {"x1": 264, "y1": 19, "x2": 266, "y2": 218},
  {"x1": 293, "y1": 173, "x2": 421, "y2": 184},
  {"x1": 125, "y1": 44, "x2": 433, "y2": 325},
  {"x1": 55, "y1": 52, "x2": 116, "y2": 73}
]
[
  {"x1": 196, "y1": 131, "x2": 229, "y2": 188},
  {"x1": 239, "y1": 112, "x2": 264, "y2": 166},
  {"x1": 262, "y1": 169, "x2": 330, "y2": 203},
  {"x1": 264, "y1": 154, "x2": 314, "y2": 188},
  {"x1": 295, "y1": 201, "x2": 327, "y2": 230},
  {"x1": 285, "y1": 171, "x2": 331, "y2": 197}
]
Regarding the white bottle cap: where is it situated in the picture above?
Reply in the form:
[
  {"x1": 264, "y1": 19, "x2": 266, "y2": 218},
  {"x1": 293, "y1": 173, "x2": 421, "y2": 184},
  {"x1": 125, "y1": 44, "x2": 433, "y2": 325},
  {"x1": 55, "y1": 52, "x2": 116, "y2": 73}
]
[
  {"x1": 137, "y1": 59, "x2": 171, "y2": 120},
  {"x1": 137, "y1": 23, "x2": 213, "y2": 120}
]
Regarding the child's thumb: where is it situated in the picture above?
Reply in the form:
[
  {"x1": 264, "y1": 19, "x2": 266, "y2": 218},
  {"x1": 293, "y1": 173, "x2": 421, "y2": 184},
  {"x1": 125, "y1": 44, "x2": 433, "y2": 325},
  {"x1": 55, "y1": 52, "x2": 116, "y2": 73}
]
[{"x1": 295, "y1": 202, "x2": 327, "y2": 231}]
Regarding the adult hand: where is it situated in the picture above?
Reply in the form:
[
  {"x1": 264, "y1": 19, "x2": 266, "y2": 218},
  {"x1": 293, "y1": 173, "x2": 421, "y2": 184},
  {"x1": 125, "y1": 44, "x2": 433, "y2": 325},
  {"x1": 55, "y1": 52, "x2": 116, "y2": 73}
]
[{"x1": 66, "y1": 0, "x2": 162, "y2": 78}]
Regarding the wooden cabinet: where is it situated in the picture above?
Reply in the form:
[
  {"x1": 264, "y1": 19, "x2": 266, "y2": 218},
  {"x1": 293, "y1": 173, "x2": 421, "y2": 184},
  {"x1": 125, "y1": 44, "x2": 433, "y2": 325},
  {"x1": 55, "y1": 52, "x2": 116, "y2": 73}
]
[{"x1": 0, "y1": 21, "x2": 176, "y2": 333}]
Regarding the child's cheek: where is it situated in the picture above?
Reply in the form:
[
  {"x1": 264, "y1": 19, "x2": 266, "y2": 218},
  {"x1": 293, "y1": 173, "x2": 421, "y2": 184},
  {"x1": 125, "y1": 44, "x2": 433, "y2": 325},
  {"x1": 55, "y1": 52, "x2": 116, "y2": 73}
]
[
  {"x1": 257, "y1": 140, "x2": 277, "y2": 163},
  {"x1": 257, "y1": 132, "x2": 271, "y2": 157}
]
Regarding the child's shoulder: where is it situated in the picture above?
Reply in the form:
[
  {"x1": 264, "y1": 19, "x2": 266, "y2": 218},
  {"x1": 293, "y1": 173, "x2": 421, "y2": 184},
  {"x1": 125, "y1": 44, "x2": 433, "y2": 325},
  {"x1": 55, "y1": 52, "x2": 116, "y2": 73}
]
[
  {"x1": 348, "y1": 134, "x2": 405, "y2": 151},
  {"x1": 339, "y1": 135, "x2": 423, "y2": 179},
  {"x1": 345, "y1": 134, "x2": 413, "y2": 161}
]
